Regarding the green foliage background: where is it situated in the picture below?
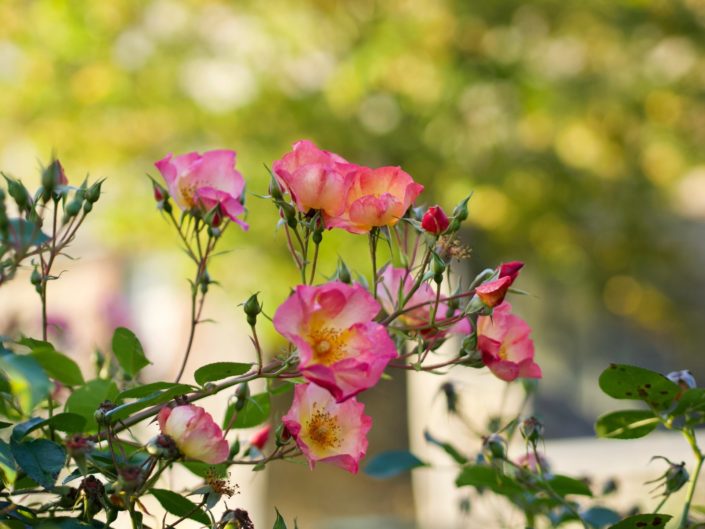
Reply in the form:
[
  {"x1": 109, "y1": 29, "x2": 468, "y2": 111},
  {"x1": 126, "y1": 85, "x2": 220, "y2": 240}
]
[{"x1": 1, "y1": 0, "x2": 704, "y2": 433}]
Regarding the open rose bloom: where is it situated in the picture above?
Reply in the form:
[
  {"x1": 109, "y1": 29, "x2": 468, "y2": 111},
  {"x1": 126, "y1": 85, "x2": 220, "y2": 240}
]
[
  {"x1": 272, "y1": 140, "x2": 355, "y2": 217},
  {"x1": 476, "y1": 302, "x2": 541, "y2": 382},
  {"x1": 379, "y1": 266, "x2": 471, "y2": 339},
  {"x1": 155, "y1": 150, "x2": 247, "y2": 229},
  {"x1": 326, "y1": 166, "x2": 424, "y2": 234},
  {"x1": 282, "y1": 383, "x2": 371, "y2": 473},
  {"x1": 158, "y1": 404, "x2": 229, "y2": 464},
  {"x1": 273, "y1": 282, "x2": 397, "y2": 401}
]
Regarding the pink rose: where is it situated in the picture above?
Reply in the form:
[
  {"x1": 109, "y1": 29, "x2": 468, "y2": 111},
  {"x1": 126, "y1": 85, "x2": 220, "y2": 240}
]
[
  {"x1": 157, "y1": 404, "x2": 229, "y2": 464},
  {"x1": 379, "y1": 266, "x2": 471, "y2": 338},
  {"x1": 273, "y1": 282, "x2": 397, "y2": 402},
  {"x1": 272, "y1": 140, "x2": 356, "y2": 216},
  {"x1": 326, "y1": 166, "x2": 424, "y2": 234},
  {"x1": 282, "y1": 383, "x2": 371, "y2": 473},
  {"x1": 476, "y1": 302, "x2": 541, "y2": 382},
  {"x1": 155, "y1": 150, "x2": 247, "y2": 229},
  {"x1": 421, "y1": 205, "x2": 449, "y2": 235},
  {"x1": 475, "y1": 276, "x2": 512, "y2": 309}
]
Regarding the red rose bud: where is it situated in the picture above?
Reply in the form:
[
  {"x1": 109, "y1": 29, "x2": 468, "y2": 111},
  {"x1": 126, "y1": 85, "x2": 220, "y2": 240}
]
[
  {"x1": 153, "y1": 182, "x2": 167, "y2": 202},
  {"x1": 249, "y1": 424, "x2": 271, "y2": 451},
  {"x1": 475, "y1": 276, "x2": 512, "y2": 308},
  {"x1": 498, "y1": 261, "x2": 524, "y2": 285},
  {"x1": 421, "y1": 205, "x2": 450, "y2": 235}
]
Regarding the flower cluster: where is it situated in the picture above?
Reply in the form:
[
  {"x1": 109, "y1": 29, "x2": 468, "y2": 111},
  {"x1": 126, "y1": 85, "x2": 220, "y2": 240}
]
[{"x1": 147, "y1": 142, "x2": 541, "y2": 473}]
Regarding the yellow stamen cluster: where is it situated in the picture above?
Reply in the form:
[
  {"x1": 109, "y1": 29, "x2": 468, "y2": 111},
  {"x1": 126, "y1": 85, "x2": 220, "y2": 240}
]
[
  {"x1": 306, "y1": 405, "x2": 342, "y2": 450},
  {"x1": 307, "y1": 326, "x2": 348, "y2": 365}
]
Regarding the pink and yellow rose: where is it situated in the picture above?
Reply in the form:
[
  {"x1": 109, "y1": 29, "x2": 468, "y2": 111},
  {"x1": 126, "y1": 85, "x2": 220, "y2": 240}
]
[
  {"x1": 157, "y1": 404, "x2": 229, "y2": 464},
  {"x1": 273, "y1": 282, "x2": 397, "y2": 402},
  {"x1": 272, "y1": 140, "x2": 355, "y2": 217},
  {"x1": 282, "y1": 383, "x2": 371, "y2": 473},
  {"x1": 155, "y1": 150, "x2": 247, "y2": 229},
  {"x1": 326, "y1": 166, "x2": 424, "y2": 234},
  {"x1": 476, "y1": 302, "x2": 541, "y2": 382}
]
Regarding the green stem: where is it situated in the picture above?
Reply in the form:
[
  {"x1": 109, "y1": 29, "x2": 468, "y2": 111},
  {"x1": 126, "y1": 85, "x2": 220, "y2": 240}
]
[
  {"x1": 309, "y1": 241, "x2": 320, "y2": 285},
  {"x1": 680, "y1": 428, "x2": 704, "y2": 528},
  {"x1": 654, "y1": 494, "x2": 670, "y2": 514},
  {"x1": 369, "y1": 229, "x2": 378, "y2": 299}
]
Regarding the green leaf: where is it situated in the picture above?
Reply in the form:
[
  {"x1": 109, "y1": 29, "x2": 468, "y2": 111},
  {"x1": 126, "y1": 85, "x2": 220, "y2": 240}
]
[
  {"x1": 582, "y1": 507, "x2": 622, "y2": 529},
  {"x1": 608, "y1": 514, "x2": 671, "y2": 529},
  {"x1": 547, "y1": 474, "x2": 592, "y2": 497},
  {"x1": 0, "y1": 439, "x2": 17, "y2": 486},
  {"x1": 599, "y1": 364, "x2": 680, "y2": 410},
  {"x1": 29, "y1": 351, "x2": 84, "y2": 386},
  {"x1": 273, "y1": 509, "x2": 287, "y2": 529},
  {"x1": 107, "y1": 385, "x2": 193, "y2": 423},
  {"x1": 455, "y1": 465, "x2": 524, "y2": 496},
  {"x1": 17, "y1": 337, "x2": 54, "y2": 353},
  {"x1": 11, "y1": 413, "x2": 86, "y2": 441},
  {"x1": 364, "y1": 450, "x2": 426, "y2": 478},
  {"x1": 223, "y1": 393, "x2": 270, "y2": 429},
  {"x1": 10, "y1": 438, "x2": 66, "y2": 489},
  {"x1": 118, "y1": 382, "x2": 195, "y2": 400},
  {"x1": 64, "y1": 379, "x2": 119, "y2": 433},
  {"x1": 424, "y1": 430, "x2": 468, "y2": 464},
  {"x1": 0, "y1": 354, "x2": 51, "y2": 414},
  {"x1": 595, "y1": 410, "x2": 660, "y2": 439},
  {"x1": 670, "y1": 388, "x2": 705, "y2": 418},
  {"x1": 180, "y1": 461, "x2": 228, "y2": 479},
  {"x1": 151, "y1": 488, "x2": 210, "y2": 525},
  {"x1": 2, "y1": 219, "x2": 50, "y2": 247},
  {"x1": 111, "y1": 327, "x2": 151, "y2": 376},
  {"x1": 194, "y1": 362, "x2": 252, "y2": 386}
]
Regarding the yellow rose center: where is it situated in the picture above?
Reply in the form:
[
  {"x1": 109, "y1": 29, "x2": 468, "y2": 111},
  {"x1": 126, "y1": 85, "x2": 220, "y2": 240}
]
[
  {"x1": 308, "y1": 326, "x2": 348, "y2": 365},
  {"x1": 306, "y1": 406, "x2": 342, "y2": 450}
]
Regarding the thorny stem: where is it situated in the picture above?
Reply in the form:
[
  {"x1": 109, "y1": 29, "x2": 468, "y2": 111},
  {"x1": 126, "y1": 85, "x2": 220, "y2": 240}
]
[
  {"x1": 309, "y1": 240, "x2": 320, "y2": 285},
  {"x1": 382, "y1": 289, "x2": 476, "y2": 325},
  {"x1": 164, "y1": 497, "x2": 207, "y2": 529},
  {"x1": 283, "y1": 223, "x2": 304, "y2": 276}
]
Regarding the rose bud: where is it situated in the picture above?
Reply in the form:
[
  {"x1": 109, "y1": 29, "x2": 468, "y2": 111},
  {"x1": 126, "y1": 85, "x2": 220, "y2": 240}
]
[
  {"x1": 249, "y1": 424, "x2": 271, "y2": 451},
  {"x1": 498, "y1": 261, "x2": 524, "y2": 285},
  {"x1": 475, "y1": 276, "x2": 512, "y2": 308},
  {"x1": 421, "y1": 205, "x2": 450, "y2": 235}
]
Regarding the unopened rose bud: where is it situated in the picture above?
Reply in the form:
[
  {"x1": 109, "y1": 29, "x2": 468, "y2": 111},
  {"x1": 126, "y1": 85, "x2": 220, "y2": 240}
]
[
  {"x1": 665, "y1": 462, "x2": 689, "y2": 493},
  {"x1": 475, "y1": 276, "x2": 512, "y2": 309},
  {"x1": 520, "y1": 417, "x2": 544, "y2": 447},
  {"x1": 483, "y1": 433, "x2": 507, "y2": 460},
  {"x1": 243, "y1": 293, "x2": 261, "y2": 326},
  {"x1": 85, "y1": 180, "x2": 103, "y2": 204},
  {"x1": 335, "y1": 259, "x2": 352, "y2": 284},
  {"x1": 431, "y1": 253, "x2": 446, "y2": 283},
  {"x1": 280, "y1": 202, "x2": 297, "y2": 228},
  {"x1": 667, "y1": 370, "x2": 696, "y2": 389},
  {"x1": 235, "y1": 383, "x2": 250, "y2": 411},
  {"x1": 4, "y1": 176, "x2": 31, "y2": 212},
  {"x1": 421, "y1": 205, "x2": 450, "y2": 235},
  {"x1": 64, "y1": 198, "x2": 82, "y2": 219},
  {"x1": 312, "y1": 228, "x2": 323, "y2": 245},
  {"x1": 153, "y1": 182, "x2": 167, "y2": 202},
  {"x1": 30, "y1": 267, "x2": 42, "y2": 286},
  {"x1": 42, "y1": 160, "x2": 68, "y2": 200},
  {"x1": 83, "y1": 201, "x2": 93, "y2": 214},
  {"x1": 269, "y1": 175, "x2": 284, "y2": 201},
  {"x1": 452, "y1": 194, "x2": 471, "y2": 222},
  {"x1": 249, "y1": 424, "x2": 271, "y2": 451},
  {"x1": 498, "y1": 261, "x2": 524, "y2": 285}
]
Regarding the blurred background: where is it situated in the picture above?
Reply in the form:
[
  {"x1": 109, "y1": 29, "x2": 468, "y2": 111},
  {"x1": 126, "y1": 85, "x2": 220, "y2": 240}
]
[{"x1": 1, "y1": 0, "x2": 705, "y2": 527}]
